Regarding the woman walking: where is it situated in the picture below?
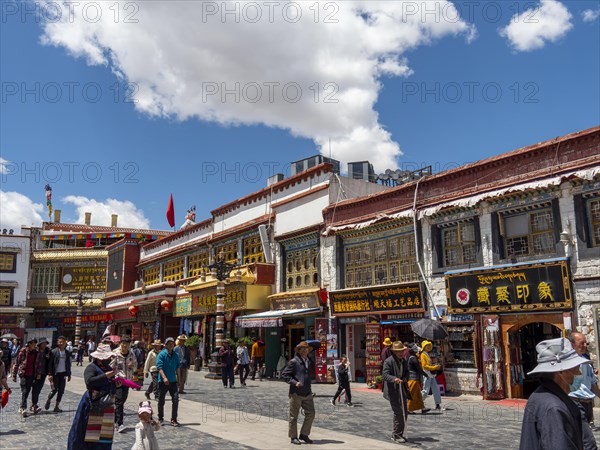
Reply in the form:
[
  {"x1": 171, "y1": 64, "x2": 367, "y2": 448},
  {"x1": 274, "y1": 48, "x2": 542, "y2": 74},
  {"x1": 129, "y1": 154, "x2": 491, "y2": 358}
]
[
  {"x1": 406, "y1": 344, "x2": 430, "y2": 415},
  {"x1": 68, "y1": 344, "x2": 119, "y2": 449}
]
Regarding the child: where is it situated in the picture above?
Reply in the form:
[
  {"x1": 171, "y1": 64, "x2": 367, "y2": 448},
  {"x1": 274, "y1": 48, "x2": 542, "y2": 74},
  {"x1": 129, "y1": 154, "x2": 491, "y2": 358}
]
[
  {"x1": 330, "y1": 355, "x2": 353, "y2": 407},
  {"x1": 132, "y1": 401, "x2": 160, "y2": 450}
]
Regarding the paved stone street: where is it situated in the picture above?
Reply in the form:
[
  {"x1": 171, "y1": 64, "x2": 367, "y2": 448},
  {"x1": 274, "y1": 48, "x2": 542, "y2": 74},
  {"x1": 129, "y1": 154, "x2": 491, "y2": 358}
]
[{"x1": 0, "y1": 361, "x2": 580, "y2": 449}]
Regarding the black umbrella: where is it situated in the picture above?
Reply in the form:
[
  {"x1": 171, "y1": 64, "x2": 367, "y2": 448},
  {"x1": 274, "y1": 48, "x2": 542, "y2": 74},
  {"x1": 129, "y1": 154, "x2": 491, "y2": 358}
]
[{"x1": 411, "y1": 318, "x2": 448, "y2": 340}]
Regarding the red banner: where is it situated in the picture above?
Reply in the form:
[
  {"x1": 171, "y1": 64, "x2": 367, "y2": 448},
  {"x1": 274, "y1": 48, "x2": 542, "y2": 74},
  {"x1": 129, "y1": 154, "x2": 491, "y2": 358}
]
[{"x1": 63, "y1": 313, "x2": 113, "y2": 324}]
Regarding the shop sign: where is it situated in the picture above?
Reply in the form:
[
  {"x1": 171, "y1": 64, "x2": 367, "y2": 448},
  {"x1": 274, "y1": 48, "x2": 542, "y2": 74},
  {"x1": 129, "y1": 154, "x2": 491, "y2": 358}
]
[
  {"x1": 338, "y1": 316, "x2": 367, "y2": 324},
  {"x1": 270, "y1": 294, "x2": 319, "y2": 311},
  {"x1": 43, "y1": 318, "x2": 62, "y2": 328},
  {"x1": 61, "y1": 266, "x2": 107, "y2": 292},
  {"x1": 385, "y1": 312, "x2": 424, "y2": 320},
  {"x1": 113, "y1": 309, "x2": 136, "y2": 322},
  {"x1": 329, "y1": 283, "x2": 425, "y2": 315},
  {"x1": 446, "y1": 259, "x2": 572, "y2": 314},
  {"x1": 193, "y1": 287, "x2": 246, "y2": 314},
  {"x1": 63, "y1": 322, "x2": 95, "y2": 329},
  {"x1": 174, "y1": 296, "x2": 192, "y2": 317},
  {"x1": 448, "y1": 314, "x2": 475, "y2": 322},
  {"x1": 138, "y1": 305, "x2": 157, "y2": 322},
  {"x1": 0, "y1": 315, "x2": 18, "y2": 326},
  {"x1": 63, "y1": 313, "x2": 113, "y2": 324}
]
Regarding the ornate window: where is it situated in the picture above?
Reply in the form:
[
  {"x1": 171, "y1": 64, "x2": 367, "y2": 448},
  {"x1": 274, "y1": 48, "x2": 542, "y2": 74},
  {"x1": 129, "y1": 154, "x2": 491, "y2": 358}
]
[
  {"x1": 0, "y1": 287, "x2": 13, "y2": 306},
  {"x1": 143, "y1": 266, "x2": 160, "y2": 285},
  {"x1": 163, "y1": 258, "x2": 184, "y2": 282},
  {"x1": 243, "y1": 236, "x2": 264, "y2": 264},
  {"x1": 286, "y1": 247, "x2": 318, "y2": 291},
  {"x1": 589, "y1": 198, "x2": 600, "y2": 247},
  {"x1": 442, "y1": 222, "x2": 477, "y2": 267},
  {"x1": 0, "y1": 253, "x2": 16, "y2": 273},
  {"x1": 503, "y1": 208, "x2": 555, "y2": 257},
  {"x1": 216, "y1": 242, "x2": 238, "y2": 264},
  {"x1": 32, "y1": 267, "x2": 60, "y2": 294},
  {"x1": 345, "y1": 233, "x2": 418, "y2": 288},
  {"x1": 188, "y1": 251, "x2": 209, "y2": 278}
]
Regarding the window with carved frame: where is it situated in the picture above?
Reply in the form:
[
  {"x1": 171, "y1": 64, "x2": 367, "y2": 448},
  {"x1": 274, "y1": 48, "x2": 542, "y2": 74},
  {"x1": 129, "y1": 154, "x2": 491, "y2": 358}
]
[
  {"x1": 0, "y1": 287, "x2": 13, "y2": 306},
  {"x1": 32, "y1": 266, "x2": 60, "y2": 294},
  {"x1": 286, "y1": 247, "x2": 318, "y2": 291},
  {"x1": 216, "y1": 242, "x2": 238, "y2": 264},
  {"x1": 163, "y1": 258, "x2": 184, "y2": 282},
  {"x1": 442, "y1": 222, "x2": 477, "y2": 267},
  {"x1": 243, "y1": 236, "x2": 264, "y2": 264},
  {"x1": 143, "y1": 266, "x2": 160, "y2": 285},
  {"x1": 188, "y1": 251, "x2": 209, "y2": 278},
  {"x1": 502, "y1": 208, "x2": 555, "y2": 257}
]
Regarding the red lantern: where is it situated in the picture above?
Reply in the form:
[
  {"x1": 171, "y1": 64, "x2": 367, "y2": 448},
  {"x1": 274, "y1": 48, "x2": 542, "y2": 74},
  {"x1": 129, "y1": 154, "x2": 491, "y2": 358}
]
[
  {"x1": 319, "y1": 288, "x2": 328, "y2": 305},
  {"x1": 161, "y1": 300, "x2": 172, "y2": 311},
  {"x1": 128, "y1": 305, "x2": 138, "y2": 317}
]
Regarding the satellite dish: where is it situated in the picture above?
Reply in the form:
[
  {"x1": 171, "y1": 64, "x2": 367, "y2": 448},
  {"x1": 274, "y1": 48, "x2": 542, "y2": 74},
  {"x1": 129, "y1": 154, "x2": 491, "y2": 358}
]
[
  {"x1": 381, "y1": 174, "x2": 389, "y2": 181},
  {"x1": 385, "y1": 169, "x2": 393, "y2": 175},
  {"x1": 378, "y1": 173, "x2": 386, "y2": 180},
  {"x1": 391, "y1": 172, "x2": 399, "y2": 180}
]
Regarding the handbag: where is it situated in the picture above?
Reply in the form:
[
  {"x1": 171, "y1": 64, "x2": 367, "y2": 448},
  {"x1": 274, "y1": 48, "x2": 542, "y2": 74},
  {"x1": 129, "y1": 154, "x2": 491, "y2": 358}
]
[{"x1": 90, "y1": 390, "x2": 113, "y2": 410}]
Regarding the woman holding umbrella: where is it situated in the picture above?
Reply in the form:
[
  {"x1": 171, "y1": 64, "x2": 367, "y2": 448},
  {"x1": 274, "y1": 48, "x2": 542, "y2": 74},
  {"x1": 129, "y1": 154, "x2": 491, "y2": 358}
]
[{"x1": 68, "y1": 344, "x2": 120, "y2": 449}]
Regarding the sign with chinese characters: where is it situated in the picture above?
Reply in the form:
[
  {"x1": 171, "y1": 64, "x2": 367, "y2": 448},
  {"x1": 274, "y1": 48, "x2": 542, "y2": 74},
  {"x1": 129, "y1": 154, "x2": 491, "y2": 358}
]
[
  {"x1": 270, "y1": 293, "x2": 319, "y2": 311},
  {"x1": 174, "y1": 296, "x2": 192, "y2": 317},
  {"x1": 446, "y1": 259, "x2": 572, "y2": 314},
  {"x1": 61, "y1": 266, "x2": 107, "y2": 292},
  {"x1": 63, "y1": 313, "x2": 113, "y2": 324},
  {"x1": 193, "y1": 287, "x2": 246, "y2": 314},
  {"x1": 329, "y1": 283, "x2": 425, "y2": 316}
]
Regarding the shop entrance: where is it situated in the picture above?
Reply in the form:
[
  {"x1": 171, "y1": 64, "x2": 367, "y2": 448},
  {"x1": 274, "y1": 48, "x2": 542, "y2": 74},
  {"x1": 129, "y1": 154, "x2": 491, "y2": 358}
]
[
  {"x1": 287, "y1": 324, "x2": 305, "y2": 359},
  {"x1": 509, "y1": 322, "x2": 561, "y2": 398}
]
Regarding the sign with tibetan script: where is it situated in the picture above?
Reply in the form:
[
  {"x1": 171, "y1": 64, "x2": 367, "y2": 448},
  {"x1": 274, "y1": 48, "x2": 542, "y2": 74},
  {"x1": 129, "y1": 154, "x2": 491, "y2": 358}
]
[
  {"x1": 61, "y1": 266, "x2": 107, "y2": 292},
  {"x1": 446, "y1": 259, "x2": 572, "y2": 314},
  {"x1": 270, "y1": 293, "x2": 319, "y2": 311},
  {"x1": 174, "y1": 296, "x2": 192, "y2": 317},
  {"x1": 329, "y1": 283, "x2": 425, "y2": 316},
  {"x1": 193, "y1": 287, "x2": 246, "y2": 314}
]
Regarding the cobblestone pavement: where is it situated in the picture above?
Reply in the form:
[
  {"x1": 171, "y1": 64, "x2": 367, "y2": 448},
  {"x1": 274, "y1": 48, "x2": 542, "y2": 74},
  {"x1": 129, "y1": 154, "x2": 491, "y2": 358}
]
[{"x1": 1, "y1": 361, "x2": 592, "y2": 449}]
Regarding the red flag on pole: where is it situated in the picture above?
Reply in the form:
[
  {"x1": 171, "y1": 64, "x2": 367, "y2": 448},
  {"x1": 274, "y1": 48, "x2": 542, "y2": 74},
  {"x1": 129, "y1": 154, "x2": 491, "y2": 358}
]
[{"x1": 166, "y1": 194, "x2": 175, "y2": 228}]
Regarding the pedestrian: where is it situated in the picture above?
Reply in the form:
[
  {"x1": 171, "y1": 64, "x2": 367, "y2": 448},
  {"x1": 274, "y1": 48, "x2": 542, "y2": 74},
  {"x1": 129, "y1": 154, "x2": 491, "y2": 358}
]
[
  {"x1": 0, "y1": 349, "x2": 12, "y2": 408},
  {"x1": 330, "y1": 355, "x2": 353, "y2": 407},
  {"x1": 0, "y1": 339, "x2": 12, "y2": 375},
  {"x1": 236, "y1": 341, "x2": 250, "y2": 386},
  {"x1": 111, "y1": 336, "x2": 137, "y2": 433},
  {"x1": 406, "y1": 344, "x2": 430, "y2": 415},
  {"x1": 219, "y1": 341, "x2": 236, "y2": 388},
  {"x1": 76, "y1": 340, "x2": 85, "y2": 366},
  {"x1": 45, "y1": 335, "x2": 72, "y2": 413},
  {"x1": 382, "y1": 341, "x2": 410, "y2": 444},
  {"x1": 520, "y1": 337, "x2": 592, "y2": 450},
  {"x1": 87, "y1": 338, "x2": 96, "y2": 363},
  {"x1": 67, "y1": 343, "x2": 118, "y2": 449},
  {"x1": 381, "y1": 337, "x2": 392, "y2": 364},
  {"x1": 420, "y1": 340, "x2": 445, "y2": 411},
  {"x1": 174, "y1": 335, "x2": 190, "y2": 394},
  {"x1": 10, "y1": 338, "x2": 20, "y2": 374},
  {"x1": 31, "y1": 337, "x2": 51, "y2": 415},
  {"x1": 12, "y1": 337, "x2": 40, "y2": 417},
  {"x1": 568, "y1": 332, "x2": 599, "y2": 449},
  {"x1": 66, "y1": 340, "x2": 73, "y2": 355},
  {"x1": 250, "y1": 337, "x2": 265, "y2": 381},
  {"x1": 156, "y1": 337, "x2": 180, "y2": 427},
  {"x1": 281, "y1": 341, "x2": 316, "y2": 445},
  {"x1": 144, "y1": 340, "x2": 163, "y2": 401},
  {"x1": 132, "y1": 400, "x2": 160, "y2": 450}
]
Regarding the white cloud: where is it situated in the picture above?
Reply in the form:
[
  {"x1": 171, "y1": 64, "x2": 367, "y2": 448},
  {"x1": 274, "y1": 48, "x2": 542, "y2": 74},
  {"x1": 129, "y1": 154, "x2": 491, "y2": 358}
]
[
  {"x1": 499, "y1": 0, "x2": 573, "y2": 52},
  {"x1": 62, "y1": 195, "x2": 150, "y2": 229},
  {"x1": 38, "y1": 1, "x2": 475, "y2": 171},
  {"x1": 582, "y1": 8, "x2": 600, "y2": 22},
  {"x1": 0, "y1": 157, "x2": 11, "y2": 174},
  {"x1": 0, "y1": 191, "x2": 45, "y2": 231}
]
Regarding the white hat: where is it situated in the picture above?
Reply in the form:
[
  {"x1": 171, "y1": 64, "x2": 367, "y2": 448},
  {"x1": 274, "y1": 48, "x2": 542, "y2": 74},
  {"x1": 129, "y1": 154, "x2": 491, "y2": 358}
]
[
  {"x1": 90, "y1": 343, "x2": 114, "y2": 360},
  {"x1": 527, "y1": 337, "x2": 592, "y2": 376}
]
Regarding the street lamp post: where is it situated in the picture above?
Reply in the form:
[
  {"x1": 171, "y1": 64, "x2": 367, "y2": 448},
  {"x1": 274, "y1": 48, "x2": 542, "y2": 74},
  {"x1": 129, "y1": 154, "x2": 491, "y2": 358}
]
[
  {"x1": 205, "y1": 252, "x2": 240, "y2": 380},
  {"x1": 68, "y1": 289, "x2": 93, "y2": 345}
]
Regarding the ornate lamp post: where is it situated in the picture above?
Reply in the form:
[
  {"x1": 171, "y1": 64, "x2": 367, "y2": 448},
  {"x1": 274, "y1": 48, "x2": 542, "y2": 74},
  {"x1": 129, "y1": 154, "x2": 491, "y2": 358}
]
[
  {"x1": 68, "y1": 289, "x2": 93, "y2": 345},
  {"x1": 205, "y1": 252, "x2": 241, "y2": 380}
]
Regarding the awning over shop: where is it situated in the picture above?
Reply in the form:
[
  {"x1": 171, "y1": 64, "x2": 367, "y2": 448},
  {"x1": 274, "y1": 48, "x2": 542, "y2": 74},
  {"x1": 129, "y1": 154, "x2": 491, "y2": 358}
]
[{"x1": 236, "y1": 307, "x2": 321, "y2": 328}]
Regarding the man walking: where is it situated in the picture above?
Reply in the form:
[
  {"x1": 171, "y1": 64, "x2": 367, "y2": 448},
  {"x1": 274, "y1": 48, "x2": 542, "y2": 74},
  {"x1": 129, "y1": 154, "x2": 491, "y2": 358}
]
[
  {"x1": 331, "y1": 355, "x2": 353, "y2": 407},
  {"x1": 111, "y1": 336, "x2": 137, "y2": 432},
  {"x1": 282, "y1": 341, "x2": 316, "y2": 445},
  {"x1": 144, "y1": 340, "x2": 163, "y2": 401},
  {"x1": 219, "y1": 341, "x2": 236, "y2": 389},
  {"x1": 12, "y1": 337, "x2": 40, "y2": 417},
  {"x1": 568, "y1": 331, "x2": 599, "y2": 449},
  {"x1": 236, "y1": 341, "x2": 250, "y2": 387},
  {"x1": 250, "y1": 337, "x2": 265, "y2": 381},
  {"x1": 156, "y1": 337, "x2": 181, "y2": 427},
  {"x1": 31, "y1": 337, "x2": 50, "y2": 414},
  {"x1": 45, "y1": 335, "x2": 71, "y2": 413},
  {"x1": 87, "y1": 337, "x2": 96, "y2": 362},
  {"x1": 382, "y1": 341, "x2": 409, "y2": 444},
  {"x1": 174, "y1": 335, "x2": 190, "y2": 394}
]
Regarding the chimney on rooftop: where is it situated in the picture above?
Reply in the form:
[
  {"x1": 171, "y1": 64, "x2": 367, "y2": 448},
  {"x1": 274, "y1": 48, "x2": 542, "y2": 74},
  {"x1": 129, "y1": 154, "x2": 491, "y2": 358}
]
[
  {"x1": 84, "y1": 212, "x2": 91, "y2": 225},
  {"x1": 53, "y1": 209, "x2": 61, "y2": 223},
  {"x1": 111, "y1": 214, "x2": 118, "y2": 227}
]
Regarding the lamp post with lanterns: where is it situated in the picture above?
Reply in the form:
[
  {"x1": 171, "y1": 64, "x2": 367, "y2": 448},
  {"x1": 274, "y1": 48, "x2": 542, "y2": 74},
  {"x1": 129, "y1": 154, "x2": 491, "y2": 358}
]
[{"x1": 67, "y1": 289, "x2": 94, "y2": 346}]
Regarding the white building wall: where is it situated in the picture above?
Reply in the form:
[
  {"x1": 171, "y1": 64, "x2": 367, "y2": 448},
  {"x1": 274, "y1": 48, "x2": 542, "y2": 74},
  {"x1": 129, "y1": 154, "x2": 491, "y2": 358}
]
[
  {"x1": 275, "y1": 193, "x2": 330, "y2": 237},
  {"x1": 0, "y1": 229, "x2": 31, "y2": 307}
]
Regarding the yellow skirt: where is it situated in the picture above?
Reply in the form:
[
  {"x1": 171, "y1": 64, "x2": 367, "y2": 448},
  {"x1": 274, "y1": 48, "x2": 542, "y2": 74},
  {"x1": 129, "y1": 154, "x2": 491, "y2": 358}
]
[{"x1": 407, "y1": 380, "x2": 425, "y2": 411}]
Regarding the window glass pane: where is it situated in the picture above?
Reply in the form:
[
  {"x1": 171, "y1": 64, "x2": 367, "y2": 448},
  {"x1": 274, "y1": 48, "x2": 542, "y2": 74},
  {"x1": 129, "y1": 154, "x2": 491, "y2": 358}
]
[{"x1": 505, "y1": 214, "x2": 529, "y2": 237}]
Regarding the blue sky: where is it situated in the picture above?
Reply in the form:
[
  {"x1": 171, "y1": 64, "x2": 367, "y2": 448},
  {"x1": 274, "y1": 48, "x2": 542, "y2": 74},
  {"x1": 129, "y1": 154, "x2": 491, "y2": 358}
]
[{"x1": 1, "y1": 0, "x2": 599, "y2": 231}]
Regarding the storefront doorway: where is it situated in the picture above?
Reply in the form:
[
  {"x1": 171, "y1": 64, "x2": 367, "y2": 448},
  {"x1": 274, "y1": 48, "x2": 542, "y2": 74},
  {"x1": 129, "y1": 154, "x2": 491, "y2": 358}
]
[
  {"x1": 509, "y1": 321, "x2": 562, "y2": 398},
  {"x1": 287, "y1": 324, "x2": 305, "y2": 359}
]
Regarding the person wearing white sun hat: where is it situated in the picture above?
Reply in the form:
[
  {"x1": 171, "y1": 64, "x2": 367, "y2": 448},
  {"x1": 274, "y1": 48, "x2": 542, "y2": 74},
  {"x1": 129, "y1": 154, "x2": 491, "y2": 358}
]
[{"x1": 519, "y1": 337, "x2": 592, "y2": 450}]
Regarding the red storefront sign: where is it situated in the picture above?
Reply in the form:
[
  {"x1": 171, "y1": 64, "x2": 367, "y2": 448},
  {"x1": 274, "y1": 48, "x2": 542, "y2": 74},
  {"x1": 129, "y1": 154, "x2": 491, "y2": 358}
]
[{"x1": 63, "y1": 313, "x2": 113, "y2": 324}]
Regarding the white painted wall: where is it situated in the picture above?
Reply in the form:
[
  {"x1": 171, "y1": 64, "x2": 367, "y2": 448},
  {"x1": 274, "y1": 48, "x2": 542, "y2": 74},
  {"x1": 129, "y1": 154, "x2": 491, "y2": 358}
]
[
  {"x1": 0, "y1": 228, "x2": 31, "y2": 307},
  {"x1": 274, "y1": 191, "x2": 330, "y2": 237}
]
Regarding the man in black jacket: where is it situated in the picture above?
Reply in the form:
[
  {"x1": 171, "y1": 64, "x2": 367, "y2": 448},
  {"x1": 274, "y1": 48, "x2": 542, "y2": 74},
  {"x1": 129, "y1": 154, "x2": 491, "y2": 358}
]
[
  {"x1": 282, "y1": 341, "x2": 315, "y2": 445},
  {"x1": 31, "y1": 337, "x2": 51, "y2": 414},
  {"x1": 44, "y1": 336, "x2": 71, "y2": 413},
  {"x1": 331, "y1": 355, "x2": 353, "y2": 407}
]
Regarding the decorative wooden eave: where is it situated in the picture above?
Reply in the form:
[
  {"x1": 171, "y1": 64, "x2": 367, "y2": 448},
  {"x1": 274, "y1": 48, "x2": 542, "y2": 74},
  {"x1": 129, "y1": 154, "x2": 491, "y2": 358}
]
[
  {"x1": 209, "y1": 213, "x2": 274, "y2": 245},
  {"x1": 183, "y1": 266, "x2": 256, "y2": 292},
  {"x1": 31, "y1": 248, "x2": 108, "y2": 261}
]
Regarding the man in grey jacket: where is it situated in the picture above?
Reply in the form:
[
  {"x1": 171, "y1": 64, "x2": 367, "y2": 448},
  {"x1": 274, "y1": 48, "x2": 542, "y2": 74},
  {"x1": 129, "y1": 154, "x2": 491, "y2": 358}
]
[
  {"x1": 382, "y1": 341, "x2": 409, "y2": 444},
  {"x1": 282, "y1": 341, "x2": 315, "y2": 445},
  {"x1": 520, "y1": 337, "x2": 591, "y2": 450}
]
